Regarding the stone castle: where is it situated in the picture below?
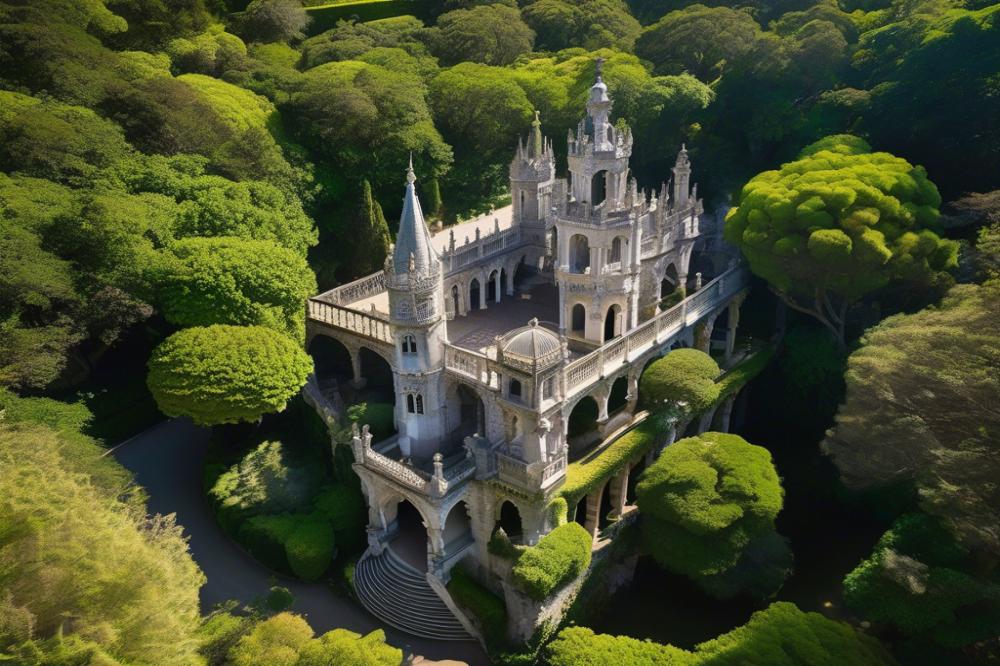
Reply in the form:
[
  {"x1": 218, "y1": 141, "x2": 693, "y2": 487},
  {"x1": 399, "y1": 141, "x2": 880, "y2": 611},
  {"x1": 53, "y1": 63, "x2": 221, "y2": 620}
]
[{"x1": 304, "y1": 62, "x2": 750, "y2": 642}]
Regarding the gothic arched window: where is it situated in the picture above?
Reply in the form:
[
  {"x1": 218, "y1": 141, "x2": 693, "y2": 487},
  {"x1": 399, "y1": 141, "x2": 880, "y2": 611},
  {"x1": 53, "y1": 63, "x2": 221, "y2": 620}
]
[
  {"x1": 406, "y1": 394, "x2": 415, "y2": 413},
  {"x1": 415, "y1": 394, "x2": 424, "y2": 414},
  {"x1": 509, "y1": 379, "x2": 522, "y2": 401},
  {"x1": 401, "y1": 335, "x2": 417, "y2": 354}
]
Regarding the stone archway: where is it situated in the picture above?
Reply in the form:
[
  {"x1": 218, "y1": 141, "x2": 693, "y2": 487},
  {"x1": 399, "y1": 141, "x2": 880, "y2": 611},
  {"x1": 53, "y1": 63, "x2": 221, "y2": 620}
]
[
  {"x1": 591, "y1": 170, "x2": 607, "y2": 206},
  {"x1": 571, "y1": 303, "x2": 586, "y2": 334},
  {"x1": 470, "y1": 278, "x2": 481, "y2": 310},
  {"x1": 308, "y1": 334, "x2": 353, "y2": 384},
  {"x1": 451, "y1": 284, "x2": 461, "y2": 316},
  {"x1": 567, "y1": 395, "x2": 600, "y2": 457},
  {"x1": 359, "y1": 347, "x2": 394, "y2": 403},
  {"x1": 387, "y1": 498, "x2": 429, "y2": 571},
  {"x1": 570, "y1": 234, "x2": 590, "y2": 274},
  {"x1": 496, "y1": 500, "x2": 523, "y2": 544},
  {"x1": 604, "y1": 303, "x2": 622, "y2": 341},
  {"x1": 487, "y1": 270, "x2": 499, "y2": 303},
  {"x1": 608, "y1": 375, "x2": 628, "y2": 414},
  {"x1": 442, "y1": 501, "x2": 473, "y2": 556}
]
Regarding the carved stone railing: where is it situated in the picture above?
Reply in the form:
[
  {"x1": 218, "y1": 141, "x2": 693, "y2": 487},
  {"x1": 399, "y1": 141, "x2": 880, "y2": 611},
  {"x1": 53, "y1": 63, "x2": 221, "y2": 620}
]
[
  {"x1": 318, "y1": 271, "x2": 387, "y2": 306},
  {"x1": 308, "y1": 298, "x2": 393, "y2": 343},
  {"x1": 351, "y1": 424, "x2": 473, "y2": 498},
  {"x1": 562, "y1": 265, "x2": 749, "y2": 397},
  {"x1": 440, "y1": 224, "x2": 522, "y2": 275},
  {"x1": 496, "y1": 451, "x2": 566, "y2": 494},
  {"x1": 443, "y1": 343, "x2": 497, "y2": 389}
]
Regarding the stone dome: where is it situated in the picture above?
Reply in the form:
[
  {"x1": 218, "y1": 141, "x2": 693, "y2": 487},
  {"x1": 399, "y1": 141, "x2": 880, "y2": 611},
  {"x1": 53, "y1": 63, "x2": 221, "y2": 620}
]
[{"x1": 498, "y1": 319, "x2": 562, "y2": 372}]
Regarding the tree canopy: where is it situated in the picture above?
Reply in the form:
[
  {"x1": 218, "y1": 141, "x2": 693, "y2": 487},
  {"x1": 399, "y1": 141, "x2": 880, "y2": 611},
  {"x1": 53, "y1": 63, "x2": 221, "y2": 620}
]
[
  {"x1": 724, "y1": 134, "x2": 958, "y2": 344},
  {"x1": 151, "y1": 236, "x2": 316, "y2": 338},
  {"x1": 823, "y1": 279, "x2": 1000, "y2": 558},
  {"x1": 636, "y1": 432, "x2": 788, "y2": 595},
  {"x1": 428, "y1": 4, "x2": 535, "y2": 66},
  {"x1": 147, "y1": 324, "x2": 312, "y2": 425},
  {"x1": 0, "y1": 423, "x2": 205, "y2": 665}
]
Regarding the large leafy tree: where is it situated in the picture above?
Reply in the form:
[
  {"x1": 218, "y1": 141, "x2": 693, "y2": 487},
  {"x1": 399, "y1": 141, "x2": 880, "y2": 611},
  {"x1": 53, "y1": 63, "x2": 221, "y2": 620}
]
[
  {"x1": 0, "y1": 423, "x2": 205, "y2": 665},
  {"x1": 844, "y1": 513, "x2": 1000, "y2": 654},
  {"x1": 639, "y1": 348, "x2": 720, "y2": 429},
  {"x1": 636, "y1": 432, "x2": 789, "y2": 597},
  {"x1": 227, "y1": 612, "x2": 401, "y2": 666},
  {"x1": 520, "y1": 0, "x2": 640, "y2": 51},
  {"x1": 822, "y1": 279, "x2": 1000, "y2": 559},
  {"x1": 147, "y1": 324, "x2": 312, "y2": 425},
  {"x1": 341, "y1": 179, "x2": 392, "y2": 279},
  {"x1": 427, "y1": 4, "x2": 535, "y2": 66},
  {"x1": 635, "y1": 5, "x2": 765, "y2": 81},
  {"x1": 152, "y1": 236, "x2": 316, "y2": 338},
  {"x1": 724, "y1": 135, "x2": 958, "y2": 346}
]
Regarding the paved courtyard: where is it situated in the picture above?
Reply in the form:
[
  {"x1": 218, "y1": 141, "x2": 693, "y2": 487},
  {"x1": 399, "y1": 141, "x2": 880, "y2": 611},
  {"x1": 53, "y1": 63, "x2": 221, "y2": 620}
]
[{"x1": 447, "y1": 281, "x2": 561, "y2": 353}]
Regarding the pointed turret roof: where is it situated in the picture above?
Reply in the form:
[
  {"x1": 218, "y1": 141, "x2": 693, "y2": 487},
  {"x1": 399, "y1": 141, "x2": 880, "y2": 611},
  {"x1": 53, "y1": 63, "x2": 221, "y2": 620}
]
[{"x1": 392, "y1": 155, "x2": 437, "y2": 275}]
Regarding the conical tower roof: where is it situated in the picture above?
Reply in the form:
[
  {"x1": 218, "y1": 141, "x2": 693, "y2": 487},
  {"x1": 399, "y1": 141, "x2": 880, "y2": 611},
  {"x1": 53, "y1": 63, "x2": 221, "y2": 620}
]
[{"x1": 392, "y1": 156, "x2": 438, "y2": 275}]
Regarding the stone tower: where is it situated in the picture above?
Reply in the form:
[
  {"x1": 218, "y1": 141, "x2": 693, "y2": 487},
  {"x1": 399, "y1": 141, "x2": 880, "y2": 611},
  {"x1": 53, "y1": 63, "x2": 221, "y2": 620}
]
[
  {"x1": 554, "y1": 58, "x2": 644, "y2": 342},
  {"x1": 510, "y1": 110, "x2": 556, "y2": 254},
  {"x1": 672, "y1": 144, "x2": 692, "y2": 207},
  {"x1": 385, "y1": 158, "x2": 448, "y2": 460}
]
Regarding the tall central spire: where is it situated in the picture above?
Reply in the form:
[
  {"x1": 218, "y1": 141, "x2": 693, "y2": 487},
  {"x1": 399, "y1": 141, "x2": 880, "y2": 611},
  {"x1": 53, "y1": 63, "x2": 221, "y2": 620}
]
[{"x1": 392, "y1": 155, "x2": 437, "y2": 275}]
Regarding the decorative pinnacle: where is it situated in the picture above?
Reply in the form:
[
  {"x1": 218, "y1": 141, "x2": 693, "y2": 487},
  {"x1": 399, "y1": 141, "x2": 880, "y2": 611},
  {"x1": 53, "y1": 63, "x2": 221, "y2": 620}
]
[
  {"x1": 595, "y1": 56, "x2": 605, "y2": 81},
  {"x1": 406, "y1": 152, "x2": 416, "y2": 184}
]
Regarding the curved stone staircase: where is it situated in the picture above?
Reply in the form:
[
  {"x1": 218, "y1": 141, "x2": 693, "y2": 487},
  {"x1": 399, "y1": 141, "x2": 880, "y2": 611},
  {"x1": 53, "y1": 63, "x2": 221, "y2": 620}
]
[{"x1": 354, "y1": 547, "x2": 471, "y2": 640}]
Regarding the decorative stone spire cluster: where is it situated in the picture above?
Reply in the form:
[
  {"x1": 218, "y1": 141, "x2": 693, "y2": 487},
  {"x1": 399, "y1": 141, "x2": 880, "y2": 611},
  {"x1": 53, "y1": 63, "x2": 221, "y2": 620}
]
[
  {"x1": 390, "y1": 154, "x2": 439, "y2": 277},
  {"x1": 511, "y1": 110, "x2": 555, "y2": 186}
]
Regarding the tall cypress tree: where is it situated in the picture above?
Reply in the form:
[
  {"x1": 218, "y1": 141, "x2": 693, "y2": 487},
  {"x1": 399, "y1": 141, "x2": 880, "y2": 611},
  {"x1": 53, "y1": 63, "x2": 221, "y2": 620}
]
[{"x1": 347, "y1": 179, "x2": 392, "y2": 278}]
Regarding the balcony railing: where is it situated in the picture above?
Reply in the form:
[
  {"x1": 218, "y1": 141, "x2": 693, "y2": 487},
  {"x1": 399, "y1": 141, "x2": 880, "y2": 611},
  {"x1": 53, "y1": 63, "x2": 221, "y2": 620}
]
[
  {"x1": 307, "y1": 299, "x2": 392, "y2": 343},
  {"x1": 562, "y1": 265, "x2": 749, "y2": 397},
  {"x1": 496, "y1": 451, "x2": 566, "y2": 493}
]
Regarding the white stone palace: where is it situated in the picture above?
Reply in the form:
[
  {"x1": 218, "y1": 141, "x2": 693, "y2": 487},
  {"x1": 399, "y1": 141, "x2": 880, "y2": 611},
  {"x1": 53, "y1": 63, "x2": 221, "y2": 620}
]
[{"x1": 304, "y1": 62, "x2": 750, "y2": 641}]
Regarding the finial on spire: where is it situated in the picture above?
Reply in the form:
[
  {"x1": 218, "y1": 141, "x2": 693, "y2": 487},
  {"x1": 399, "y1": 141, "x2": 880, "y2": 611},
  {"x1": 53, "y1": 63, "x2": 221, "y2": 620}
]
[
  {"x1": 595, "y1": 56, "x2": 605, "y2": 81},
  {"x1": 406, "y1": 152, "x2": 416, "y2": 184},
  {"x1": 530, "y1": 109, "x2": 543, "y2": 157}
]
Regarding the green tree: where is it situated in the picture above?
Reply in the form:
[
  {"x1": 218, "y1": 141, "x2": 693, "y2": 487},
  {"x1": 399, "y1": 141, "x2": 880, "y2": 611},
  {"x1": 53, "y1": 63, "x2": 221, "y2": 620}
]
[
  {"x1": 844, "y1": 513, "x2": 1000, "y2": 652},
  {"x1": 635, "y1": 5, "x2": 764, "y2": 81},
  {"x1": 822, "y1": 279, "x2": 1000, "y2": 558},
  {"x1": 342, "y1": 180, "x2": 392, "y2": 279},
  {"x1": 147, "y1": 325, "x2": 312, "y2": 425},
  {"x1": 238, "y1": 0, "x2": 311, "y2": 44},
  {"x1": 152, "y1": 236, "x2": 316, "y2": 338},
  {"x1": 724, "y1": 135, "x2": 958, "y2": 346},
  {"x1": 521, "y1": 0, "x2": 640, "y2": 51},
  {"x1": 427, "y1": 4, "x2": 535, "y2": 66},
  {"x1": 636, "y1": 432, "x2": 789, "y2": 597},
  {"x1": 0, "y1": 423, "x2": 205, "y2": 665}
]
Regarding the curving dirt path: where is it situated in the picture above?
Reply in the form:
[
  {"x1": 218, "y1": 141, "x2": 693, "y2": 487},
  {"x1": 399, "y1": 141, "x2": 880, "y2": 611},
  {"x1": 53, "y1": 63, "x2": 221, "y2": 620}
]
[{"x1": 112, "y1": 418, "x2": 488, "y2": 666}]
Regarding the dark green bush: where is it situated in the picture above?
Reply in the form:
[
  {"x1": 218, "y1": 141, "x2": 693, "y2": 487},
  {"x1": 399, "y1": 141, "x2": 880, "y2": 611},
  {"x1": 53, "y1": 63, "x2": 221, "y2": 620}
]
[
  {"x1": 285, "y1": 518, "x2": 336, "y2": 581},
  {"x1": 447, "y1": 567, "x2": 507, "y2": 645},
  {"x1": 511, "y1": 523, "x2": 592, "y2": 601},
  {"x1": 313, "y1": 483, "x2": 366, "y2": 555},
  {"x1": 238, "y1": 513, "x2": 299, "y2": 572},
  {"x1": 264, "y1": 586, "x2": 295, "y2": 612},
  {"x1": 197, "y1": 611, "x2": 251, "y2": 666}
]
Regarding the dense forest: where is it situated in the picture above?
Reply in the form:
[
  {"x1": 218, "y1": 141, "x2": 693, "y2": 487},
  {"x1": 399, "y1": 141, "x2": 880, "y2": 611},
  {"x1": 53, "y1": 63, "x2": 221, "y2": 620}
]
[{"x1": 0, "y1": 0, "x2": 997, "y2": 664}]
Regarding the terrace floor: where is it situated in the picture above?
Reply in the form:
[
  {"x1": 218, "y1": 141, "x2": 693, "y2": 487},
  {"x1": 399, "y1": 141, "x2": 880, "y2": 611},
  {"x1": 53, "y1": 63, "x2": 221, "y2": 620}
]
[{"x1": 446, "y1": 279, "x2": 562, "y2": 353}]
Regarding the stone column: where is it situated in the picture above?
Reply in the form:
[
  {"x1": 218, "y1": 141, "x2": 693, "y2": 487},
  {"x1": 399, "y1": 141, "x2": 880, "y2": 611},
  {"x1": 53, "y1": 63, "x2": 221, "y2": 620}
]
[
  {"x1": 349, "y1": 348, "x2": 366, "y2": 389},
  {"x1": 717, "y1": 395, "x2": 736, "y2": 433},
  {"x1": 427, "y1": 525, "x2": 445, "y2": 571},
  {"x1": 584, "y1": 484, "x2": 604, "y2": 538},
  {"x1": 479, "y1": 273, "x2": 488, "y2": 310},
  {"x1": 506, "y1": 263, "x2": 515, "y2": 297},
  {"x1": 694, "y1": 320, "x2": 713, "y2": 354},
  {"x1": 558, "y1": 282, "x2": 566, "y2": 333},
  {"x1": 626, "y1": 372, "x2": 640, "y2": 413},
  {"x1": 724, "y1": 294, "x2": 745, "y2": 364},
  {"x1": 608, "y1": 468, "x2": 629, "y2": 519},
  {"x1": 595, "y1": 387, "x2": 611, "y2": 424},
  {"x1": 494, "y1": 270, "x2": 502, "y2": 304},
  {"x1": 697, "y1": 405, "x2": 717, "y2": 434}
]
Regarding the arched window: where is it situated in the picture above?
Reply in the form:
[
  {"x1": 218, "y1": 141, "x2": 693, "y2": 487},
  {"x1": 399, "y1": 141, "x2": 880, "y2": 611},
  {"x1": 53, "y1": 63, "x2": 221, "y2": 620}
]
[
  {"x1": 415, "y1": 394, "x2": 424, "y2": 414},
  {"x1": 542, "y1": 377, "x2": 554, "y2": 400},
  {"x1": 570, "y1": 235, "x2": 590, "y2": 274},
  {"x1": 510, "y1": 379, "x2": 522, "y2": 401},
  {"x1": 401, "y1": 335, "x2": 417, "y2": 354},
  {"x1": 609, "y1": 236, "x2": 623, "y2": 264},
  {"x1": 571, "y1": 303, "x2": 586, "y2": 333},
  {"x1": 406, "y1": 394, "x2": 415, "y2": 413}
]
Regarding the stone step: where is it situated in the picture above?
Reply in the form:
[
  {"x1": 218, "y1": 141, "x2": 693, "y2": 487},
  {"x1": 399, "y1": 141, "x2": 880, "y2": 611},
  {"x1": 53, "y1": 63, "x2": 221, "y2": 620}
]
[{"x1": 354, "y1": 547, "x2": 471, "y2": 641}]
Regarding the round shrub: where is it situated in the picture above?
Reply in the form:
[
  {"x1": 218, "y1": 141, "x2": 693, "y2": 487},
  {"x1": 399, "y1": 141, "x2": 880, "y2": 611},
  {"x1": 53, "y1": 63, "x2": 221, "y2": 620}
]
[
  {"x1": 639, "y1": 349, "x2": 720, "y2": 415},
  {"x1": 285, "y1": 518, "x2": 335, "y2": 581},
  {"x1": 147, "y1": 325, "x2": 312, "y2": 426}
]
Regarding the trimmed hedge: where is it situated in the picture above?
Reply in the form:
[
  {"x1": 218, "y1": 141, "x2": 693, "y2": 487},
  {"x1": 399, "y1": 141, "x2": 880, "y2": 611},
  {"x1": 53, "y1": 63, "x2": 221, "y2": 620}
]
[
  {"x1": 313, "y1": 483, "x2": 366, "y2": 554},
  {"x1": 447, "y1": 567, "x2": 507, "y2": 645},
  {"x1": 305, "y1": 1, "x2": 431, "y2": 34},
  {"x1": 511, "y1": 523, "x2": 592, "y2": 601},
  {"x1": 286, "y1": 518, "x2": 336, "y2": 581},
  {"x1": 561, "y1": 420, "x2": 657, "y2": 508},
  {"x1": 547, "y1": 497, "x2": 568, "y2": 527},
  {"x1": 547, "y1": 626, "x2": 694, "y2": 665}
]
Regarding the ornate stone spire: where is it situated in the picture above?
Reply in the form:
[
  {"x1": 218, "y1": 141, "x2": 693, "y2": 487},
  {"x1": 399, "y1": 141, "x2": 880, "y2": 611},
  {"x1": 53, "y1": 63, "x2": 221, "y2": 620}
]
[
  {"x1": 391, "y1": 154, "x2": 437, "y2": 275},
  {"x1": 530, "y1": 110, "x2": 543, "y2": 158}
]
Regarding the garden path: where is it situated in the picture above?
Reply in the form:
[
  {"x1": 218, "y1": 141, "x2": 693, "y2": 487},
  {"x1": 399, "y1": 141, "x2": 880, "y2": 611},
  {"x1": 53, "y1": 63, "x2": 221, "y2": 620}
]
[{"x1": 113, "y1": 418, "x2": 487, "y2": 666}]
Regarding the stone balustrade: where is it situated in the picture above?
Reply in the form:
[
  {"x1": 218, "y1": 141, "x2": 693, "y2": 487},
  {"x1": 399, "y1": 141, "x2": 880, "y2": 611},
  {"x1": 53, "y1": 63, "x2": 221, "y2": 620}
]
[
  {"x1": 440, "y1": 225, "x2": 522, "y2": 275},
  {"x1": 496, "y1": 451, "x2": 567, "y2": 494},
  {"x1": 442, "y1": 344, "x2": 498, "y2": 389},
  {"x1": 562, "y1": 265, "x2": 748, "y2": 397},
  {"x1": 308, "y1": 298, "x2": 392, "y2": 342},
  {"x1": 318, "y1": 271, "x2": 386, "y2": 306}
]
